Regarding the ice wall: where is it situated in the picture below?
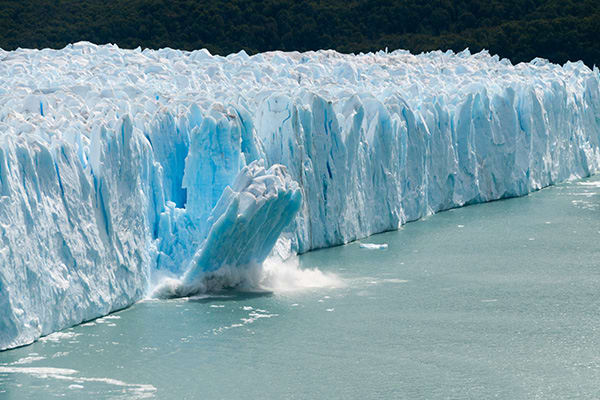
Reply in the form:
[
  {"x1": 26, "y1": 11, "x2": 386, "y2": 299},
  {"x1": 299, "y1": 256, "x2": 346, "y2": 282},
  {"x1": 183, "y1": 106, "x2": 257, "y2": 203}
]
[
  {"x1": 1, "y1": 43, "x2": 599, "y2": 349},
  {"x1": 0, "y1": 117, "x2": 155, "y2": 349}
]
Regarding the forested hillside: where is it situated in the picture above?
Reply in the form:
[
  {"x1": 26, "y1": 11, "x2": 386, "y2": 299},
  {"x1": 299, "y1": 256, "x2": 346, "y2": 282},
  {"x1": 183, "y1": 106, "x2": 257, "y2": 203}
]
[{"x1": 0, "y1": 0, "x2": 598, "y2": 66}]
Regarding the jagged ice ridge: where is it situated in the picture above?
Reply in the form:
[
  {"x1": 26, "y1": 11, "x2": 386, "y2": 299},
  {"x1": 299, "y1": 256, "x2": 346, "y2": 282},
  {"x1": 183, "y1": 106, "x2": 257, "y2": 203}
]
[{"x1": 0, "y1": 42, "x2": 599, "y2": 349}]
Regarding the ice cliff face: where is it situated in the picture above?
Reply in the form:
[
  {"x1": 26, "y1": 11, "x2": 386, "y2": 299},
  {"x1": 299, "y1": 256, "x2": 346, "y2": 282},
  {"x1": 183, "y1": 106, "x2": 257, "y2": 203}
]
[{"x1": 1, "y1": 42, "x2": 599, "y2": 349}]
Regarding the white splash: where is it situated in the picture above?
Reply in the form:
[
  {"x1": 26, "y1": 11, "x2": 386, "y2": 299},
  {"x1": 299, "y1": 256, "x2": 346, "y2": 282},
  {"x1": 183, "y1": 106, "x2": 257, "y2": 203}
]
[{"x1": 152, "y1": 254, "x2": 342, "y2": 298}]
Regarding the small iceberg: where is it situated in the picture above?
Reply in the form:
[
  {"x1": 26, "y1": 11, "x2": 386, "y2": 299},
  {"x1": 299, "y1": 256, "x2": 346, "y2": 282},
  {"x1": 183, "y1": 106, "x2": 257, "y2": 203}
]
[{"x1": 359, "y1": 243, "x2": 388, "y2": 250}]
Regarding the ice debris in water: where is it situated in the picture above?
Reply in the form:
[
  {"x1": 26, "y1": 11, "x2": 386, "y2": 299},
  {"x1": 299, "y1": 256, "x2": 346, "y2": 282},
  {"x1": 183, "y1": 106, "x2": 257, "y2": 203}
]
[
  {"x1": 359, "y1": 243, "x2": 389, "y2": 250},
  {"x1": 1, "y1": 42, "x2": 600, "y2": 349}
]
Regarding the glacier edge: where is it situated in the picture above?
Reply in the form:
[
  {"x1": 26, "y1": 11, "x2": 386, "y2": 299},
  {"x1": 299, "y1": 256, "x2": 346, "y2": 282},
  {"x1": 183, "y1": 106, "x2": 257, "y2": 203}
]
[{"x1": 0, "y1": 43, "x2": 599, "y2": 349}]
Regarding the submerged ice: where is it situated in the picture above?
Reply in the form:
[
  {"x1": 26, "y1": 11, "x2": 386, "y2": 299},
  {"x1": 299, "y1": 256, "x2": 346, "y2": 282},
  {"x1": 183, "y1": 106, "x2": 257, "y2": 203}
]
[{"x1": 1, "y1": 42, "x2": 599, "y2": 349}]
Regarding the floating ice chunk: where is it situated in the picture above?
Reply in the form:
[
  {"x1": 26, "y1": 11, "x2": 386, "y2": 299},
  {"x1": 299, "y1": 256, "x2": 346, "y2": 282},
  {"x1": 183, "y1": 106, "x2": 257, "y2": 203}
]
[
  {"x1": 359, "y1": 243, "x2": 389, "y2": 250},
  {"x1": 11, "y1": 356, "x2": 46, "y2": 365},
  {"x1": 0, "y1": 365, "x2": 156, "y2": 395},
  {"x1": 69, "y1": 384, "x2": 84, "y2": 390},
  {"x1": 39, "y1": 332, "x2": 82, "y2": 343}
]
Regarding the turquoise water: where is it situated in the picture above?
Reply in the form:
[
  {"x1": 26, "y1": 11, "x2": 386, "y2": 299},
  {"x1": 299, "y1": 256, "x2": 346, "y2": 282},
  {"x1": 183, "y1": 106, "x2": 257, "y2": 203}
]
[{"x1": 1, "y1": 177, "x2": 599, "y2": 399}]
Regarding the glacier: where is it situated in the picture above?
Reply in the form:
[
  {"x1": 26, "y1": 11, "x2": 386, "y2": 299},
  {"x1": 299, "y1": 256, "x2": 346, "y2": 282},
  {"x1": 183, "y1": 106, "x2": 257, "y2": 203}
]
[{"x1": 0, "y1": 42, "x2": 599, "y2": 349}]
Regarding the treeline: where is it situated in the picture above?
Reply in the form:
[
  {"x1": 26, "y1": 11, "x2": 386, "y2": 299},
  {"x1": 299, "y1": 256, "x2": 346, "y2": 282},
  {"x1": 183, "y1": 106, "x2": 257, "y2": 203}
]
[{"x1": 0, "y1": 0, "x2": 598, "y2": 66}]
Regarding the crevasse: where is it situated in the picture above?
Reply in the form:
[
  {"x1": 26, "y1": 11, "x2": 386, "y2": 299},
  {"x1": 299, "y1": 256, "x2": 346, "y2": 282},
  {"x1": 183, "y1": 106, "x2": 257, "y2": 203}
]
[{"x1": 0, "y1": 42, "x2": 599, "y2": 349}]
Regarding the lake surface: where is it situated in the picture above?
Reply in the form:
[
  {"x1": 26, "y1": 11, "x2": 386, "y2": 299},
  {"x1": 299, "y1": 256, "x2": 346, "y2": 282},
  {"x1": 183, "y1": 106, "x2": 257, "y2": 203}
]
[{"x1": 1, "y1": 177, "x2": 599, "y2": 399}]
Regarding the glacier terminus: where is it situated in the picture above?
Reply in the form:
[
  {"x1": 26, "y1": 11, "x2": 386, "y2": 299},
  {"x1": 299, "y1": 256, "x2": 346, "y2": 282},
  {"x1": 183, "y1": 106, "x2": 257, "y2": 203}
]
[{"x1": 0, "y1": 42, "x2": 599, "y2": 350}]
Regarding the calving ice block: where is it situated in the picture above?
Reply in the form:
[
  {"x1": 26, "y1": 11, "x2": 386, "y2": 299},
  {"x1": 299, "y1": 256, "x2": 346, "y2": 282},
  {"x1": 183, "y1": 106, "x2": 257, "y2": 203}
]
[{"x1": 0, "y1": 42, "x2": 599, "y2": 349}]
